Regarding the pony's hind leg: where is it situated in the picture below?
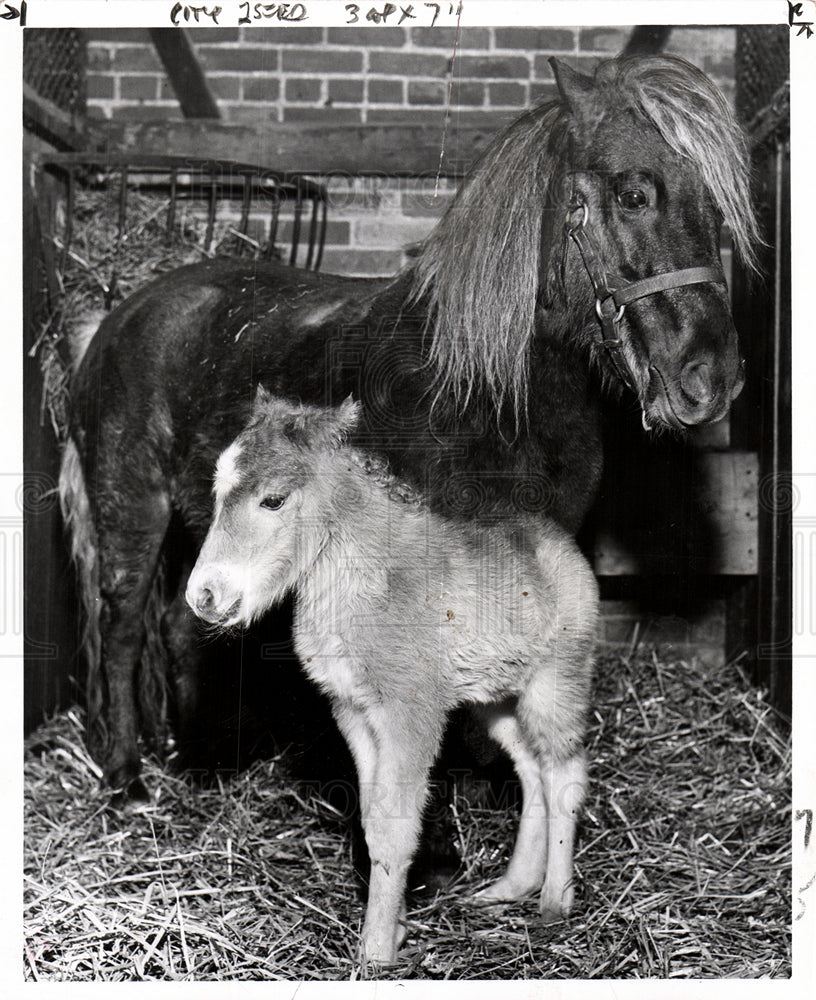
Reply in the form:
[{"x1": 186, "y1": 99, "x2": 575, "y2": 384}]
[
  {"x1": 472, "y1": 702, "x2": 549, "y2": 902},
  {"x1": 96, "y1": 489, "x2": 171, "y2": 802}
]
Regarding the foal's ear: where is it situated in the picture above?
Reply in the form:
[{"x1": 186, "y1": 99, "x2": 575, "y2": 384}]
[
  {"x1": 334, "y1": 395, "x2": 362, "y2": 441},
  {"x1": 550, "y1": 57, "x2": 599, "y2": 131},
  {"x1": 302, "y1": 397, "x2": 361, "y2": 452}
]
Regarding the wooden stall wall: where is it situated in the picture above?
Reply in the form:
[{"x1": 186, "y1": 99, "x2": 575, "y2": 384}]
[
  {"x1": 23, "y1": 30, "x2": 88, "y2": 731},
  {"x1": 727, "y1": 26, "x2": 791, "y2": 713}
]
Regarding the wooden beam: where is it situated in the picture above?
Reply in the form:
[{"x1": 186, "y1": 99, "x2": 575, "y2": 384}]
[
  {"x1": 23, "y1": 83, "x2": 87, "y2": 151},
  {"x1": 148, "y1": 28, "x2": 221, "y2": 120},
  {"x1": 622, "y1": 26, "x2": 673, "y2": 56},
  {"x1": 94, "y1": 117, "x2": 511, "y2": 177},
  {"x1": 594, "y1": 451, "x2": 759, "y2": 576}
]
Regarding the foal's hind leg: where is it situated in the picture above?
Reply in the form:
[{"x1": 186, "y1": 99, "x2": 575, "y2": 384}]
[
  {"x1": 538, "y1": 750, "x2": 587, "y2": 920},
  {"x1": 472, "y1": 702, "x2": 549, "y2": 902},
  {"x1": 517, "y1": 652, "x2": 592, "y2": 921}
]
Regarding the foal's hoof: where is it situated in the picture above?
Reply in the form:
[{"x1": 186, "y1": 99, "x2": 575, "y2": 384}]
[
  {"x1": 358, "y1": 942, "x2": 400, "y2": 970},
  {"x1": 538, "y1": 904, "x2": 569, "y2": 925},
  {"x1": 538, "y1": 883, "x2": 574, "y2": 923},
  {"x1": 473, "y1": 877, "x2": 533, "y2": 904}
]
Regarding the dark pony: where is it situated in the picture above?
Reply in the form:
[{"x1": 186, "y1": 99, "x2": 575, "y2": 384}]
[{"x1": 59, "y1": 55, "x2": 757, "y2": 800}]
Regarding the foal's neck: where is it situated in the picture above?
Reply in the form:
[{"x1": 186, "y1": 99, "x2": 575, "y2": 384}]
[{"x1": 304, "y1": 451, "x2": 415, "y2": 597}]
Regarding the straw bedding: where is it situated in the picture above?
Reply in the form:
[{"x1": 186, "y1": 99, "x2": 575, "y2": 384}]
[{"x1": 24, "y1": 650, "x2": 791, "y2": 981}]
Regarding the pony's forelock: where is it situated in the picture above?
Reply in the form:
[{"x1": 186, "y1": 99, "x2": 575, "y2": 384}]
[{"x1": 611, "y1": 56, "x2": 760, "y2": 273}]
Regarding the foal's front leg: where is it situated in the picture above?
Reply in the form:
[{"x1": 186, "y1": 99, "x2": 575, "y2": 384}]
[{"x1": 338, "y1": 703, "x2": 442, "y2": 966}]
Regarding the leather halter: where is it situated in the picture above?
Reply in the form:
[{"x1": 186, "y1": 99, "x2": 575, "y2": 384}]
[{"x1": 565, "y1": 202, "x2": 726, "y2": 392}]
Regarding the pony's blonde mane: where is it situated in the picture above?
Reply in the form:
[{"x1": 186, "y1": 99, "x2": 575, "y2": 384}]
[
  {"x1": 412, "y1": 54, "x2": 759, "y2": 414},
  {"x1": 411, "y1": 101, "x2": 565, "y2": 415}
]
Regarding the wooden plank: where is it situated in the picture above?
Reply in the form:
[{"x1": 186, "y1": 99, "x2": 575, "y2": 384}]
[
  {"x1": 594, "y1": 451, "x2": 758, "y2": 576},
  {"x1": 95, "y1": 117, "x2": 511, "y2": 177},
  {"x1": 23, "y1": 159, "x2": 79, "y2": 729},
  {"x1": 148, "y1": 28, "x2": 221, "y2": 120}
]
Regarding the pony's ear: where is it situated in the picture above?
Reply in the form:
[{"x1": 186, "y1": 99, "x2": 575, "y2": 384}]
[
  {"x1": 253, "y1": 383, "x2": 272, "y2": 412},
  {"x1": 550, "y1": 57, "x2": 599, "y2": 131}
]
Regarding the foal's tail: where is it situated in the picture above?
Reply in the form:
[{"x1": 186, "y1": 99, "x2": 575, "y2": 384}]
[{"x1": 58, "y1": 436, "x2": 106, "y2": 757}]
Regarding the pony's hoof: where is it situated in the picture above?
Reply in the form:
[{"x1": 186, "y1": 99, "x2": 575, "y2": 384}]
[
  {"x1": 108, "y1": 774, "x2": 152, "y2": 811},
  {"x1": 409, "y1": 846, "x2": 460, "y2": 895}
]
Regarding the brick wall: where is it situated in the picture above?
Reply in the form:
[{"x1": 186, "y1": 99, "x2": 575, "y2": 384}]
[
  {"x1": 86, "y1": 25, "x2": 735, "y2": 125},
  {"x1": 85, "y1": 26, "x2": 736, "y2": 281}
]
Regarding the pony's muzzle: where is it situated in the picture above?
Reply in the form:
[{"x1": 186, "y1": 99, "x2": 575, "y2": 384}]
[
  {"x1": 678, "y1": 356, "x2": 745, "y2": 414},
  {"x1": 649, "y1": 346, "x2": 744, "y2": 427},
  {"x1": 679, "y1": 360, "x2": 715, "y2": 407}
]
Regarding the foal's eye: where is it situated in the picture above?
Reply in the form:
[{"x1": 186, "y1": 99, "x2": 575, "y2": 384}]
[
  {"x1": 617, "y1": 188, "x2": 649, "y2": 211},
  {"x1": 260, "y1": 495, "x2": 286, "y2": 511}
]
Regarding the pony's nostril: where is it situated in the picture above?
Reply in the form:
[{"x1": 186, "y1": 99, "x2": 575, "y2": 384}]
[{"x1": 680, "y1": 361, "x2": 714, "y2": 406}]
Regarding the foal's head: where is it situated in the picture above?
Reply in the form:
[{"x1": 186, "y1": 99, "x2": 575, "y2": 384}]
[{"x1": 186, "y1": 389, "x2": 360, "y2": 628}]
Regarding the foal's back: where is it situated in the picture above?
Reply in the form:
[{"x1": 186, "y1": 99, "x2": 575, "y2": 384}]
[{"x1": 296, "y1": 457, "x2": 597, "y2": 711}]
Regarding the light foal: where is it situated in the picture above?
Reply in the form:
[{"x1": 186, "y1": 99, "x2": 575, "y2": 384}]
[{"x1": 187, "y1": 389, "x2": 598, "y2": 965}]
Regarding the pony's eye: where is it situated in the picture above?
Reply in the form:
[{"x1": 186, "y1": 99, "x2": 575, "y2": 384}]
[
  {"x1": 260, "y1": 495, "x2": 286, "y2": 511},
  {"x1": 617, "y1": 188, "x2": 649, "y2": 211}
]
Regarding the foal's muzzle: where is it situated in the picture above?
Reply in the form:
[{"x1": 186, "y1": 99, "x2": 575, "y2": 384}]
[{"x1": 186, "y1": 575, "x2": 240, "y2": 626}]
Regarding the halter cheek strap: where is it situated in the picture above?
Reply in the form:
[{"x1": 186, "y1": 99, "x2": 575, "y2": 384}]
[{"x1": 566, "y1": 203, "x2": 726, "y2": 392}]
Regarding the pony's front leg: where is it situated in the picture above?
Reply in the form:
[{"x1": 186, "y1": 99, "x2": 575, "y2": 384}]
[
  {"x1": 161, "y1": 580, "x2": 208, "y2": 766},
  {"x1": 356, "y1": 707, "x2": 441, "y2": 967},
  {"x1": 539, "y1": 749, "x2": 587, "y2": 921}
]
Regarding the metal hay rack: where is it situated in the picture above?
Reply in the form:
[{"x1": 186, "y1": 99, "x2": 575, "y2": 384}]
[{"x1": 37, "y1": 152, "x2": 329, "y2": 309}]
